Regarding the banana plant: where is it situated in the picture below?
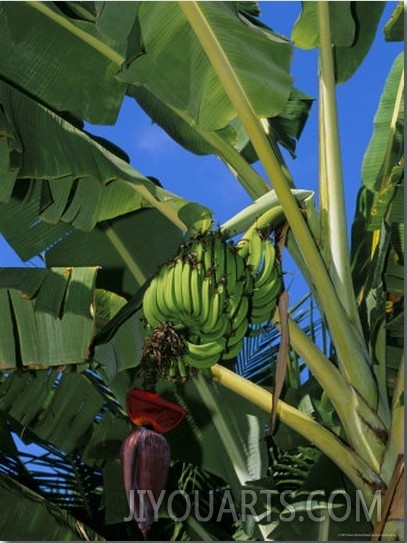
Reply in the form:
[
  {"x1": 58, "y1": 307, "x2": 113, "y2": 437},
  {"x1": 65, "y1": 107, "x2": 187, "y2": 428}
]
[{"x1": 0, "y1": 1, "x2": 403, "y2": 541}]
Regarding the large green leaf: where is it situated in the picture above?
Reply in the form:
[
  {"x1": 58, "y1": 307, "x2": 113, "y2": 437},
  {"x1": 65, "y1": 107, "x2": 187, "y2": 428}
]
[
  {"x1": 0, "y1": 80, "x2": 205, "y2": 260},
  {"x1": 0, "y1": 1, "x2": 131, "y2": 124},
  {"x1": 0, "y1": 267, "x2": 98, "y2": 369},
  {"x1": 120, "y1": 1, "x2": 293, "y2": 131},
  {"x1": 292, "y1": 2, "x2": 385, "y2": 84}
]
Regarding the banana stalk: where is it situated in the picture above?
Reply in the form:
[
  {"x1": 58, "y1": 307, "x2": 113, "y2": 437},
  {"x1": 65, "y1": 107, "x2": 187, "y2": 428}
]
[{"x1": 210, "y1": 364, "x2": 384, "y2": 509}]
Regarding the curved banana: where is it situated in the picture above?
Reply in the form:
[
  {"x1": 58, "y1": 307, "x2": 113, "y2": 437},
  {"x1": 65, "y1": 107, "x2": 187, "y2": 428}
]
[
  {"x1": 156, "y1": 266, "x2": 174, "y2": 319},
  {"x1": 184, "y1": 350, "x2": 222, "y2": 369},
  {"x1": 251, "y1": 265, "x2": 282, "y2": 308},
  {"x1": 180, "y1": 260, "x2": 193, "y2": 315},
  {"x1": 188, "y1": 238, "x2": 205, "y2": 263},
  {"x1": 201, "y1": 286, "x2": 223, "y2": 333},
  {"x1": 227, "y1": 317, "x2": 248, "y2": 348},
  {"x1": 184, "y1": 337, "x2": 226, "y2": 368},
  {"x1": 246, "y1": 229, "x2": 263, "y2": 275},
  {"x1": 190, "y1": 264, "x2": 204, "y2": 319},
  {"x1": 203, "y1": 233, "x2": 215, "y2": 281},
  {"x1": 200, "y1": 277, "x2": 212, "y2": 324},
  {"x1": 161, "y1": 264, "x2": 178, "y2": 320},
  {"x1": 201, "y1": 313, "x2": 229, "y2": 339},
  {"x1": 172, "y1": 257, "x2": 185, "y2": 312},
  {"x1": 222, "y1": 330, "x2": 245, "y2": 360},
  {"x1": 143, "y1": 278, "x2": 166, "y2": 328},
  {"x1": 229, "y1": 293, "x2": 249, "y2": 327},
  {"x1": 253, "y1": 240, "x2": 276, "y2": 288}
]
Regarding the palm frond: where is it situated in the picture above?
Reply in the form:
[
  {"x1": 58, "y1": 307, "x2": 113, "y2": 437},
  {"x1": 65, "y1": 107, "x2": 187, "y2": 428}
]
[{"x1": 236, "y1": 294, "x2": 329, "y2": 387}]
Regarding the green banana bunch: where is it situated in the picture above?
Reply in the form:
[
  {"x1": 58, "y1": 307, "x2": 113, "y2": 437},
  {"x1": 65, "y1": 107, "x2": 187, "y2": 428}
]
[
  {"x1": 143, "y1": 230, "x2": 252, "y2": 374},
  {"x1": 142, "y1": 227, "x2": 283, "y2": 379}
]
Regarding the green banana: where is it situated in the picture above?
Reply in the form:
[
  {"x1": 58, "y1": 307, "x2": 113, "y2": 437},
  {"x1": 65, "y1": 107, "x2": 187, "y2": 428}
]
[
  {"x1": 203, "y1": 233, "x2": 215, "y2": 281},
  {"x1": 251, "y1": 266, "x2": 282, "y2": 307},
  {"x1": 190, "y1": 264, "x2": 204, "y2": 319},
  {"x1": 180, "y1": 260, "x2": 193, "y2": 315},
  {"x1": 184, "y1": 337, "x2": 226, "y2": 368},
  {"x1": 171, "y1": 257, "x2": 185, "y2": 313},
  {"x1": 200, "y1": 277, "x2": 212, "y2": 324},
  {"x1": 184, "y1": 350, "x2": 222, "y2": 369},
  {"x1": 143, "y1": 277, "x2": 166, "y2": 327},
  {"x1": 231, "y1": 295, "x2": 249, "y2": 329},
  {"x1": 227, "y1": 317, "x2": 248, "y2": 347},
  {"x1": 201, "y1": 286, "x2": 223, "y2": 333},
  {"x1": 156, "y1": 265, "x2": 174, "y2": 320},
  {"x1": 177, "y1": 357, "x2": 188, "y2": 379},
  {"x1": 222, "y1": 331, "x2": 245, "y2": 360},
  {"x1": 188, "y1": 238, "x2": 205, "y2": 263},
  {"x1": 201, "y1": 313, "x2": 229, "y2": 339},
  {"x1": 246, "y1": 229, "x2": 263, "y2": 276},
  {"x1": 253, "y1": 239, "x2": 276, "y2": 288},
  {"x1": 161, "y1": 263, "x2": 177, "y2": 319}
]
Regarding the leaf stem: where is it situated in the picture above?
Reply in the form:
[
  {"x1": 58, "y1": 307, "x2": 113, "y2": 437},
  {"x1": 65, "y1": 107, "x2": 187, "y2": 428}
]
[
  {"x1": 317, "y1": 1, "x2": 364, "y2": 336},
  {"x1": 101, "y1": 221, "x2": 147, "y2": 285},
  {"x1": 281, "y1": 315, "x2": 386, "y2": 470},
  {"x1": 26, "y1": 1, "x2": 124, "y2": 65},
  {"x1": 203, "y1": 132, "x2": 271, "y2": 199}
]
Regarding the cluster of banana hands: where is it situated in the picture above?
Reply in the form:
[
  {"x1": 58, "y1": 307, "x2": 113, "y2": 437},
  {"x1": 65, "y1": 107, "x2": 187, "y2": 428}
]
[{"x1": 142, "y1": 226, "x2": 282, "y2": 378}]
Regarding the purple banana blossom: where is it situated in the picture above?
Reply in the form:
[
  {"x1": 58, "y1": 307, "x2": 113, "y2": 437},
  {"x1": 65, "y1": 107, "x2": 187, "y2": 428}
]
[{"x1": 121, "y1": 426, "x2": 171, "y2": 538}]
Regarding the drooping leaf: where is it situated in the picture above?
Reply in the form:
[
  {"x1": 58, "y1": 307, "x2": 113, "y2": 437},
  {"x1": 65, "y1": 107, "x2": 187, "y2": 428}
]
[
  {"x1": 292, "y1": 2, "x2": 385, "y2": 84},
  {"x1": 0, "y1": 267, "x2": 98, "y2": 369},
  {"x1": 120, "y1": 1, "x2": 293, "y2": 131}
]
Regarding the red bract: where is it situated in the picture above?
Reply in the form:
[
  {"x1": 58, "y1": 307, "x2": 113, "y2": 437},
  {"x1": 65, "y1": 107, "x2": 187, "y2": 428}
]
[
  {"x1": 126, "y1": 388, "x2": 187, "y2": 433},
  {"x1": 121, "y1": 427, "x2": 170, "y2": 538}
]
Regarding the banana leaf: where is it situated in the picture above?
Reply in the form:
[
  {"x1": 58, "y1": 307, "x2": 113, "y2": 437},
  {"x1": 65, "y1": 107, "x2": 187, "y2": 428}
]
[
  {"x1": 120, "y1": 2, "x2": 293, "y2": 131},
  {"x1": 292, "y1": 1, "x2": 385, "y2": 84},
  {"x1": 0, "y1": 267, "x2": 98, "y2": 370},
  {"x1": 0, "y1": 1, "x2": 131, "y2": 124}
]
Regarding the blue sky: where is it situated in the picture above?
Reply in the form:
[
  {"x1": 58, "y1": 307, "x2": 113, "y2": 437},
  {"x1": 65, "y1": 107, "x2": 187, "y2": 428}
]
[{"x1": 0, "y1": 2, "x2": 402, "y2": 269}]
